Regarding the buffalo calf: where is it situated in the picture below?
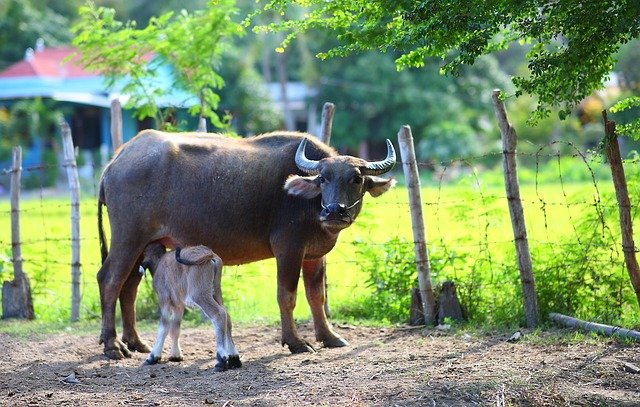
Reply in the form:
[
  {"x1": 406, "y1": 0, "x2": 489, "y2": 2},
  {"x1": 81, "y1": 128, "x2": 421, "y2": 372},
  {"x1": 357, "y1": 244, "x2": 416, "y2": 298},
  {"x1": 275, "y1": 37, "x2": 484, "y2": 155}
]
[{"x1": 141, "y1": 243, "x2": 241, "y2": 371}]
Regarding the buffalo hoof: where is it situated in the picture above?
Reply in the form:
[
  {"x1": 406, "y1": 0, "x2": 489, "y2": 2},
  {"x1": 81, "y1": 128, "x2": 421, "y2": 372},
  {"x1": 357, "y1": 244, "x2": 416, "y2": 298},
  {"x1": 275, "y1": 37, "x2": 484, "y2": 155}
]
[
  {"x1": 286, "y1": 339, "x2": 316, "y2": 354},
  {"x1": 214, "y1": 353, "x2": 229, "y2": 372},
  {"x1": 321, "y1": 335, "x2": 349, "y2": 348},
  {"x1": 123, "y1": 336, "x2": 151, "y2": 353},
  {"x1": 103, "y1": 338, "x2": 132, "y2": 360},
  {"x1": 143, "y1": 354, "x2": 161, "y2": 365},
  {"x1": 228, "y1": 355, "x2": 242, "y2": 369},
  {"x1": 168, "y1": 356, "x2": 184, "y2": 362}
]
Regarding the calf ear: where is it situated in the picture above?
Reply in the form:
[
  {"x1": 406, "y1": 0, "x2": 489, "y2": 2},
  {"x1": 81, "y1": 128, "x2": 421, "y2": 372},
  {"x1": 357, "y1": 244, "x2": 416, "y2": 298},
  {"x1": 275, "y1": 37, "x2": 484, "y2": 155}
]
[
  {"x1": 284, "y1": 175, "x2": 321, "y2": 199},
  {"x1": 365, "y1": 176, "x2": 396, "y2": 197}
]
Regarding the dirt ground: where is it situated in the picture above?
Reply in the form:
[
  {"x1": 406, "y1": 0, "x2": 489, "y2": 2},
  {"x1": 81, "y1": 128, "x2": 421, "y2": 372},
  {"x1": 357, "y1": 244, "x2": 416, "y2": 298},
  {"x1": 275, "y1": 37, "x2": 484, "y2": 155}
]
[{"x1": 0, "y1": 323, "x2": 639, "y2": 406}]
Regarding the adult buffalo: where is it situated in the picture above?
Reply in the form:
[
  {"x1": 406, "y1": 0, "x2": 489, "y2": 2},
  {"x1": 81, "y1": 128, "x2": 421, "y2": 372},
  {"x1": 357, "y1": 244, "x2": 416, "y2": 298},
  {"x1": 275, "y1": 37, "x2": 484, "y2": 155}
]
[{"x1": 97, "y1": 130, "x2": 396, "y2": 359}]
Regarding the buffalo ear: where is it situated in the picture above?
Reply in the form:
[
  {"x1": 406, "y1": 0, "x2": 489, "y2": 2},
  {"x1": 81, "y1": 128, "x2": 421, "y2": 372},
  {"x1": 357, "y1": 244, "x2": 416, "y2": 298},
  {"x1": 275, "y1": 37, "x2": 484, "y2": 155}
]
[
  {"x1": 365, "y1": 176, "x2": 396, "y2": 197},
  {"x1": 284, "y1": 175, "x2": 321, "y2": 199}
]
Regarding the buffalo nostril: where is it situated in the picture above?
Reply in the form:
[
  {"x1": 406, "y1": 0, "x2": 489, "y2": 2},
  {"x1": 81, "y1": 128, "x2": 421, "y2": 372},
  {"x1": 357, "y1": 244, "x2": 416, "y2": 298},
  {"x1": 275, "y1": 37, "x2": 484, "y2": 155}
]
[{"x1": 326, "y1": 203, "x2": 347, "y2": 214}]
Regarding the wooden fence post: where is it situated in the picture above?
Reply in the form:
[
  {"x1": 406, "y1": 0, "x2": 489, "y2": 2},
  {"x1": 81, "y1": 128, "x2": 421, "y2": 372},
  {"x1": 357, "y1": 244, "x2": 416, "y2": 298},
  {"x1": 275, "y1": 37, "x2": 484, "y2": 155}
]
[
  {"x1": 110, "y1": 99, "x2": 123, "y2": 153},
  {"x1": 197, "y1": 117, "x2": 207, "y2": 132},
  {"x1": 60, "y1": 120, "x2": 82, "y2": 322},
  {"x1": 318, "y1": 102, "x2": 335, "y2": 318},
  {"x1": 1, "y1": 146, "x2": 35, "y2": 320},
  {"x1": 492, "y1": 90, "x2": 539, "y2": 328},
  {"x1": 602, "y1": 111, "x2": 640, "y2": 308},
  {"x1": 398, "y1": 125, "x2": 436, "y2": 325}
]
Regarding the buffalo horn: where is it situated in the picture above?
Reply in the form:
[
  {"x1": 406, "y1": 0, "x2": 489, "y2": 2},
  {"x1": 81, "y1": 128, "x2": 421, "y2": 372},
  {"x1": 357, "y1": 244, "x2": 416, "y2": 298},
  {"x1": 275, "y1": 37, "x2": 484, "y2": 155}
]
[
  {"x1": 295, "y1": 138, "x2": 321, "y2": 175},
  {"x1": 362, "y1": 139, "x2": 396, "y2": 175}
]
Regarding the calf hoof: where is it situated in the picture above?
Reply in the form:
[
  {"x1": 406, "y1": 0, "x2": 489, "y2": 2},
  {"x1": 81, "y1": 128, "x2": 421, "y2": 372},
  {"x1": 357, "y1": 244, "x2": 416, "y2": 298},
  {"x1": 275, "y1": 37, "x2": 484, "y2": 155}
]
[
  {"x1": 103, "y1": 338, "x2": 132, "y2": 360},
  {"x1": 214, "y1": 353, "x2": 229, "y2": 372},
  {"x1": 228, "y1": 355, "x2": 242, "y2": 369},
  {"x1": 144, "y1": 354, "x2": 161, "y2": 365},
  {"x1": 168, "y1": 356, "x2": 184, "y2": 362},
  {"x1": 285, "y1": 339, "x2": 316, "y2": 354}
]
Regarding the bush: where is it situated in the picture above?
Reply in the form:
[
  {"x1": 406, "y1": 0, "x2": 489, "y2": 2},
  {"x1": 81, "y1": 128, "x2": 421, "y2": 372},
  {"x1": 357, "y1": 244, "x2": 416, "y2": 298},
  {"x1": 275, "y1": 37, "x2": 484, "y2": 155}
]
[{"x1": 338, "y1": 237, "x2": 469, "y2": 324}]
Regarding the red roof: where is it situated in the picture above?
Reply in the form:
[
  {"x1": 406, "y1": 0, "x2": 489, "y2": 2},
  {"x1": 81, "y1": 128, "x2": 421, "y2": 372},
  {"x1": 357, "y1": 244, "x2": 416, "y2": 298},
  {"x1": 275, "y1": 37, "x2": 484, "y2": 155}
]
[{"x1": 0, "y1": 47, "x2": 97, "y2": 79}]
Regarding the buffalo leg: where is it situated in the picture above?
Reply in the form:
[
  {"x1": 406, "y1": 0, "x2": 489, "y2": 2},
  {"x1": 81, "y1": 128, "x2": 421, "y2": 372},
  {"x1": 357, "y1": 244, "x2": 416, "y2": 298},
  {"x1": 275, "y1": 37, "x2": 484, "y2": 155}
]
[
  {"x1": 302, "y1": 258, "x2": 348, "y2": 348},
  {"x1": 276, "y1": 253, "x2": 315, "y2": 353},
  {"x1": 119, "y1": 264, "x2": 151, "y2": 353},
  {"x1": 97, "y1": 241, "x2": 145, "y2": 360}
]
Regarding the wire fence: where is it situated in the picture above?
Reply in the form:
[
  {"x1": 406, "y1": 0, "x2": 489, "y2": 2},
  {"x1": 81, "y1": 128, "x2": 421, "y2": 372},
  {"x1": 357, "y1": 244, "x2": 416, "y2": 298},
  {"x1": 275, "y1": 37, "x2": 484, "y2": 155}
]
[{"x1": 0, "y1": 133, "x2": 637, "y2": 327}]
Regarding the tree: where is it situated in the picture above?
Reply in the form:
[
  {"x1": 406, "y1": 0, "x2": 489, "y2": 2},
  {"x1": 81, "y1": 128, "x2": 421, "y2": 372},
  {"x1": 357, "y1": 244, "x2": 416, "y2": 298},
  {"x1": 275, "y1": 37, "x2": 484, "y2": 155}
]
[
  {"x1": 71, "y1": 0, "x2": 243, "y2": 130},
  {"x1": 257, "y1": 0, "x2": 640, "y2": 129},
  {"x1": 314, "y1": 50, "x2": 512, "y2": 162},
  {"x1": 0, "y1": 0, "x2": 75, "y2": 69}
]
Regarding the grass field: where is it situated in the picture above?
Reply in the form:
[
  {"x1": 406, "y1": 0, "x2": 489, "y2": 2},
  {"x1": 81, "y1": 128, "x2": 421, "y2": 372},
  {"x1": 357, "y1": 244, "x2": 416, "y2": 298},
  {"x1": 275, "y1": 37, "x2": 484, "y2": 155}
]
[{"x1": 0, "y1": 161, "x2": 636, "y2": 328}]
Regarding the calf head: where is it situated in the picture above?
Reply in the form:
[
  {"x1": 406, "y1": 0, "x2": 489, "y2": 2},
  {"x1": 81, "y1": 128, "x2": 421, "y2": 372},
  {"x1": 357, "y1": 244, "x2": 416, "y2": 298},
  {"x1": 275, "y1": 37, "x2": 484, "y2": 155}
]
[
  {"x1": 285, "y1": 138, "x2": 396, "y2": 232},
  {"x1": 141, "y1": 242, "x2": 167, "y2": 275}
]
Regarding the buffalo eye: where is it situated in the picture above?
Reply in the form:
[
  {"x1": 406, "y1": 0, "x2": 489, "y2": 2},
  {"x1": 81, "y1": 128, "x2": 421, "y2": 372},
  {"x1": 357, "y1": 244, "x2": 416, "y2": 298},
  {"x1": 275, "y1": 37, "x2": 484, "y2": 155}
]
[
  {"x1": 351, "y1": 175, "x2": 363, "y2": 184},
  {"x1": 318, "y1": 176, "x2": 326, "y2": 184}
]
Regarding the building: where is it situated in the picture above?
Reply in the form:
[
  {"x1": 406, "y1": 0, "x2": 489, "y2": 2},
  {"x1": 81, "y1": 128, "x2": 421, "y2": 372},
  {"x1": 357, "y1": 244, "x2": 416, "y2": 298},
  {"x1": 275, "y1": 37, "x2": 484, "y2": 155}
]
[{"x1": 0, "y1": 42, "x2": 318, "y2": 176}]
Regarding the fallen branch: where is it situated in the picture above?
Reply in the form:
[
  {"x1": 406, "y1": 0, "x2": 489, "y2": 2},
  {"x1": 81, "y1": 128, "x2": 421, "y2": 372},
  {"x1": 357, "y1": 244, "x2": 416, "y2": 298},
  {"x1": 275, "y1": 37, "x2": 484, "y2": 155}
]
[{"x1": 549, "y1": 312, "x2": 640, "y2": 342}]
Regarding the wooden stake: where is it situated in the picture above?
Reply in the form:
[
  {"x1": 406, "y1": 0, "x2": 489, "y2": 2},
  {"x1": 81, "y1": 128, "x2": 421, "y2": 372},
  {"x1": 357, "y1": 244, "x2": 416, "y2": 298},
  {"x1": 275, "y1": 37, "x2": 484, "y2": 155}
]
[
  {"x1": 1, "y1": 146, "x2": 34, "y2": 320},
  {"x1": 549, "y1": 312, "x2": 640, "y2": 342},
  {"x1": 319, "y1": 102, "x2": 335, "y2": 318},
  {"x1": 602, "y1": 111, "x2": 640, "y2": 308},
  {"x1": 492, "y1": 90, "x2": 539, "y2": 328},
  {"x1": 60, "y1": 120, "x2": 82, "y2": 322},
  {"x1": 110, "y1": 99, "x2": 123, "y2": 153},
  {"x1": 319, "y1": 102, "x2": 335, "y2": 145},
  {"x1": 197, "y1": 117, "x2": 207, "y2": 132},
  {"x1": 398, "y1": 125, "x2": 436, "y2": 325}
]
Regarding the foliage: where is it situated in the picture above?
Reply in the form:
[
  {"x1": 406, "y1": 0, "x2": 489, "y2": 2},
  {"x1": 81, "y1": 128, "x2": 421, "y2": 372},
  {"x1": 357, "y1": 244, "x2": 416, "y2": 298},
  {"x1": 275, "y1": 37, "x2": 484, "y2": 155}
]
[
  {"x1": 71, "y1": 0, "x2": 243, "y2": 130},
  {"x1": 0, "y1": 0, "x2": 75, "y2": 69},
  {"x1": 311, "y1": 48, "x2": 511, "y2": 160},
  {"x1": 217, "y1": 45, "x2": 282, "y2": 134},
  {"x1": 0, "y1": 99, "x2": 64, "y2": 187},
  {"x1": 257, "y1": 0, "x2": 640, "y2": 126},
  {"x1": 340, "y1": 237, "x2": 468, "y2": 323},
  {"x1": 610, "y1": 96, "x2": 640, "y2": 138},
  {"x1": 345, "y1": 237, "x2": 417, "y2": 323}
]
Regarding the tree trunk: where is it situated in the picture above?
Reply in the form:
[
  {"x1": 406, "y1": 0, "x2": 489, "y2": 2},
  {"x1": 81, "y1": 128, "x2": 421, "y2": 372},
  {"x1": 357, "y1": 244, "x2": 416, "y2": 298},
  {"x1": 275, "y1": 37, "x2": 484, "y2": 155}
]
[{"x1": 276, "y1": 35, "x2": 294, "y2": 131}]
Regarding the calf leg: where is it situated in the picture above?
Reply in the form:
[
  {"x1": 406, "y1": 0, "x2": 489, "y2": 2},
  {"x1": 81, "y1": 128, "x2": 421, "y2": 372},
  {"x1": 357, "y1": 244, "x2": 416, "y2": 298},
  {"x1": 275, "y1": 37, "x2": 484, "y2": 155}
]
[
  {"x1": 196, "y1": 293, "x2": 241, "y2": 371},
  {"x1": 211, "y1": 260, "x2": 234, "y2": 346},
  {"x1": 302, "y1": 258, "x2": 348, "y2": 348},
  {"x1": 276, "y1": 253, "x2": 315, "y2": 353},
  {"x1": 144, "y1": 302, "x2": 172, "y2": 365},
  {"x1": 167, "y1": 304, "x2": 185, "y2": 362},
  {"x1": 119, "y1": 264, "x2": 151, "y2": 353}
]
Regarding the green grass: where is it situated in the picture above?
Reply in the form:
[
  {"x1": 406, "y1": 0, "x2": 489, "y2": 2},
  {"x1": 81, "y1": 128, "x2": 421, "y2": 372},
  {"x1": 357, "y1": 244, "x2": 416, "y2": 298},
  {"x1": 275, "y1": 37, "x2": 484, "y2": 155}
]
[{"x1": 0, "y1": 159, "x2": 637, "y2": 329}]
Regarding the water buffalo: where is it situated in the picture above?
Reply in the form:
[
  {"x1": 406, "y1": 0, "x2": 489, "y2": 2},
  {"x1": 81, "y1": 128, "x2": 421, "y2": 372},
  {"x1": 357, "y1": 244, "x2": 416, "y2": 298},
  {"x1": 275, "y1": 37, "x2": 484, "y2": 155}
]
[{"x1": 97, "y1": 130, "x2": 396, "y2": 359}]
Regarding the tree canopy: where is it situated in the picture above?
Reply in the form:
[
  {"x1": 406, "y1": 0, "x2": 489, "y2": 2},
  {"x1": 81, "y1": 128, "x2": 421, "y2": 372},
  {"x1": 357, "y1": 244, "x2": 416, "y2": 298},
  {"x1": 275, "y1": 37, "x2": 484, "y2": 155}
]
[
  {"x1": 258, "y1": 0, "x2": 640, "y2": 127},
  {"x1": 71, "y1": 0, "x2": 243, "y2": 129}
]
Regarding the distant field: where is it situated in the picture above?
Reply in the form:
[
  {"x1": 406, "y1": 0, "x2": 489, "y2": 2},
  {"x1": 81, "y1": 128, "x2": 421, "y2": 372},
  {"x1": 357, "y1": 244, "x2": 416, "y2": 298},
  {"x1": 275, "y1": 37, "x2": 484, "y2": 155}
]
[{"x1": 0, "y1": 174, "x2": 616, "y2": 324}]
